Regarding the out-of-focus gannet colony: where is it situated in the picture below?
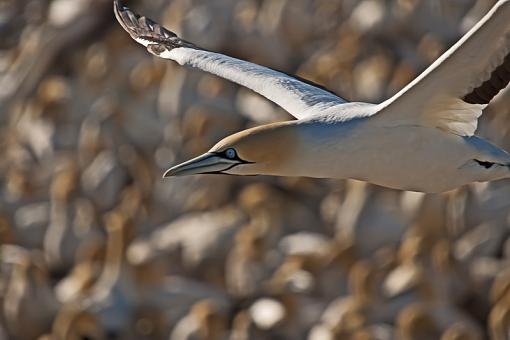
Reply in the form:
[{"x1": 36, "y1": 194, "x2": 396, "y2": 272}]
[{"x1": 0, "y1": 0, "x2": 510, "y2": 339}]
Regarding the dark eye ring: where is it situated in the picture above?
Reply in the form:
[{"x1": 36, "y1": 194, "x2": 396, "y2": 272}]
[{"x1": 225, "y1": 148, "x2": 237, "y2": 159}]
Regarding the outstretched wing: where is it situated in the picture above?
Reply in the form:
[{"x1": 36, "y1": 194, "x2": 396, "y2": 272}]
[
  {"x1": 377, "y1": 0, "x2": 510, "y2": 136},
  {"x1": 114, "y1": 0, "x2": 348, "y2": 120}
]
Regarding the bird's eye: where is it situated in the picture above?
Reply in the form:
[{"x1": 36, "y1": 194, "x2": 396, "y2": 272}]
[{"x1": 225, "y1": 148, "x2": 237, "y2": 159}]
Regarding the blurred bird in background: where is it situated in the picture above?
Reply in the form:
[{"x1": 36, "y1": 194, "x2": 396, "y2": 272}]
[{"x1": 1, "y1": 0, "x2": 510, "y2": 339}]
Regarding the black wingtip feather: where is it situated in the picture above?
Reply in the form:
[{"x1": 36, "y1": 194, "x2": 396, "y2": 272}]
[
  {"x1": 113, "y1": 0, "x2": 194, "y2": 49},
  {"x1": 114, "y1": 0, "x2": 139, "y2": 38},
  {"x1": 464, "y1": 53, "x2": 510, "y2": 105}
]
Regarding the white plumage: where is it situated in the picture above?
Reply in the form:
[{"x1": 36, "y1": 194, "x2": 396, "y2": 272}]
[
  {"x1": 114, "y1": 0, "x2": 510, "y2": 193},
  {"x1": 377, "y1": 1, "x2": 510, "y2": 136}
]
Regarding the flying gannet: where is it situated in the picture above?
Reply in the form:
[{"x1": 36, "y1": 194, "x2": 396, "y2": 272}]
[{"x1": 114, "y1": 0, "x2": 510, "y2": 193}]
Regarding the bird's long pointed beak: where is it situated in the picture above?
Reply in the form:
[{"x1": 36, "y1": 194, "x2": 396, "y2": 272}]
[{"x1": 163, "y1": 153, "x2": 240, "y2": 177}]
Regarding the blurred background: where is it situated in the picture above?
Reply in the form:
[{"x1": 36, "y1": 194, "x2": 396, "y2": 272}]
[{"x1": 1, "y1": 0, "x2": 510, "y2": 339}]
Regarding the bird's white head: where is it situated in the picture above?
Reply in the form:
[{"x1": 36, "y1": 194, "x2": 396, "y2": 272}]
[{"x1": 164, "y1": 121, "x2": 303, "y2": 178}]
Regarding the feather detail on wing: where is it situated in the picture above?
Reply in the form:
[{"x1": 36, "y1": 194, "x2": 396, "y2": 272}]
[
  {"x1": 422, "y1": 98, "x2": 486, "y2": 136},
  {"x1": 113, "y1": 0, "x2": 348, "y2": 120},
  {"x1": 376, "y1": 0, "x2": 510, "y2": 136}
]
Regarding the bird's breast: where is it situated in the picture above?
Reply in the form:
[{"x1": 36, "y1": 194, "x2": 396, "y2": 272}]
[{"x1": 295, "y1": 123, "x2": 479, "y2": 192}]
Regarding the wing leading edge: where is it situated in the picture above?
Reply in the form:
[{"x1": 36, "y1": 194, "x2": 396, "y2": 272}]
[
  {"x1": 114, "y1": 0, "x2": 349, "y2": 120},
  {"x1": 377, "y1": 0, "x2": 510, "y2": 136}
]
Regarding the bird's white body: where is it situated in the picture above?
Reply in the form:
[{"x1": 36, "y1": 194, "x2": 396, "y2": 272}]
[
  {"x1": 261, "y1": 111, "x2": 510, "y2": 192},
  {"x1": 114, "y1": 0, "x2": 510, "y2": 193}
]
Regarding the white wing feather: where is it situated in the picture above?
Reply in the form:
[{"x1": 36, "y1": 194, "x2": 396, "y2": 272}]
[
  {"x1": 377, "y1": 0, "x2": 510, "y2": 136},
  {"x1": 161, "y1": 48, "x2": 347, "y2": 119},
  {"x1": 114, "y1": 1, "x2": 348, "y2": 120}
]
